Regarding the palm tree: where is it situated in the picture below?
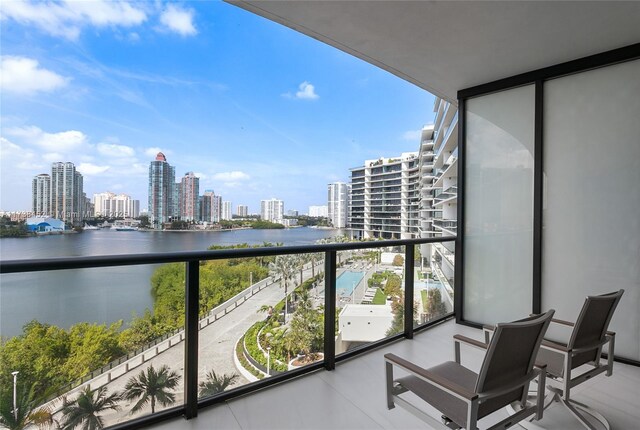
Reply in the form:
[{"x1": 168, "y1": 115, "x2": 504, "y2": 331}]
[
  {"x1": 122, "y1": 365, "x2": 180, "y2": 415},
  {"x1": 60, "y1": 386, "x2": 120, "y2": 430},
  {"x1": 269, "y1": 255, "x2": 296, "y2": 322},
  {"x1": 198, "y1": 371, "x2": 239, "y2": 397},
  {"x1": 0, "y1": 384, "x2": 53, "y2": 430},
  {"x1": 308, "y1": 253, "x2": 322, "y2": 278}
]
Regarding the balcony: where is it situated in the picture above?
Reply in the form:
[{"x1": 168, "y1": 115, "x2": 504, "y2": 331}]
[
  {"x1": 153, "y1": 318, "x2": 638, "y2": 430},
  {"x1": 1, "y1": 238, "x2": 458, "y2": 430},
  {"x1": 432, "y1": 218, "x2": 457, "y2": 235}
]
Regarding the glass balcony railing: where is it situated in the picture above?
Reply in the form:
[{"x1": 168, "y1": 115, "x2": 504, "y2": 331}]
[{"x1": 0, "y1": 238, "x2": 455, "y2": 430}]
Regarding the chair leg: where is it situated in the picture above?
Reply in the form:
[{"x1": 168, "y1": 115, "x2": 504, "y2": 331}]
[
  {"x1": 558, "y1": 398, "x2": 611, "y2": 430},
  {"x1": 385, "y1": 362, "x2": 395, "y2": 410}
]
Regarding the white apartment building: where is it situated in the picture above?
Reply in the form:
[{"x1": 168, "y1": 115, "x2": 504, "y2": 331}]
[
  {"x1": 32, "y1": 173, "x2": 50, "y2": 216},
  {"x1": 236, "y1": 205, "x2": 248, "y2": 217},
  {"x1": 50, "y1": 162, "x2": 84, "y2": 224},
  {"x1": 200, "y1": 190, "x2": 221, "y2": 223},
  {"x1": 426, "y1": 97, "x2": 458, "y2": 307},
  {"x1": 261, "y1": 198, "x2": 284, "y2": 222},
  {"x1": 222, "y1": 201, "x2": 233, "y2": 220},
  {"x1": 327, "y1": 182, "x2": 349, "y2": 228},
  {"x1": 93, "y1": 192, "x2": 141, "y2": 218},
  {"x1": 348, "y1": 152, "x2": 418, "y2": 239},
  {"x1": 308, "y1": 205, "x2": 328, "y2": 217}
]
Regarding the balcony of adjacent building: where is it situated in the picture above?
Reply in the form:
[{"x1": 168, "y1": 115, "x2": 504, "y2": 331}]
[
  {"x1": 432, "y1": 218, "x2": 458, "y2": 236},
  {"x1": 432, "y1": 186, "x2": 458, "y2": 207}
]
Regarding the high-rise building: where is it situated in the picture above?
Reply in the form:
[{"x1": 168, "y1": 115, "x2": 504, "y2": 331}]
[
  {"x1": 50, "y1": 162, "x2": 84, "y2": 224},
  {"x1": 286, "y1": 209, "x2": 299, "y2": 217},
  {"x1": 327, "y1": 182, "x2": 349, "y2": 228},
  {"x1": 180, "y1": 172, "x2": 199, "y2": 222},
  {"x1": 427, "y1": 97, "x2": 458, "y2": 298},
  {"x1": 32, "y1": 173, "x2": 50, "y2": 216},
  {"x1": 148, "y1": 152, "x2": 175, "y2": 229},
  {"x1": 222, "y1": 201, "x2": 233, "y2": 220},
  {"x1": 308, "y1": 205, "x2": 328, "y2": 217},
  {"x1": 200, "y1": 190, "x2": 222, "y2": 223},
  {"x1": 93, "y1": 192, "x2": 140, "y2": 218},
  {"x1": 348, "y1": 152, "x2": 418, "y2": 239},
  {"x1": 261, "y1": 198, "x2": 284, "y2": 222},
  {"x1": 236, "y1": 205, "x2": 248, "y2": 217}
]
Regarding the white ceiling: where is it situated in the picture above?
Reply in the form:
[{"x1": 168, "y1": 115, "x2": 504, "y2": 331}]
[{"x1": 227, "y1": 1, "x2": 640, "y2": 102}]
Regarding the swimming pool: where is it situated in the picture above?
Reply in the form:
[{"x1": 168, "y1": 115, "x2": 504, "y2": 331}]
[{"x1": 336, "y1": 271, "x2": 365, "y2": 296}]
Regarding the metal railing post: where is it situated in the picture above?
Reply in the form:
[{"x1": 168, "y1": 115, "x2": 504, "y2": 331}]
[
  {"x1": 184, "y1": 260, "x2": 199, "y2": 419},
  {"x1": 324, "y1": 250, "x2": 336, "y2": 371},
  {"x1": 404, "y1": 245, "x2": 415, "y2": 339}
]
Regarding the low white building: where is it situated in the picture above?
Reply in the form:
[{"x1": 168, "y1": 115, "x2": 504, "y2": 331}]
[{"x1": 336, "y1": 303, "x2": 394, "y2": 353}]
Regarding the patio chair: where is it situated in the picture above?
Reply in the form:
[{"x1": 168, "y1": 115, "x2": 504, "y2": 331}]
[
  {"x1": 385, "y1": 310, "x2": 554, "y2": 430},
  {"x1": 484, "y1": 289, "x2": 624, "y2": 430}
]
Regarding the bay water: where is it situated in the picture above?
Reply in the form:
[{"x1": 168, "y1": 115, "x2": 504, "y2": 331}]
[{"x1": 0, "y1": 227, "x2": 341, "y2": 338}]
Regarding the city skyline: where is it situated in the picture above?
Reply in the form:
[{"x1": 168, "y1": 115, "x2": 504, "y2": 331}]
[{"x1": 0, "y1": 1, "x2": 434, "y2": 213}]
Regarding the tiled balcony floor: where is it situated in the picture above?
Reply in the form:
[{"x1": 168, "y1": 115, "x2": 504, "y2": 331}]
[{"x1": 155, "y1": 320, "x2": 640, "y2": 430}]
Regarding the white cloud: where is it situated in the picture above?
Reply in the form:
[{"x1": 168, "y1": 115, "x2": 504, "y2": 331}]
[
  {"x1": 283, "y1": 81, "x2": 320, "y2": 100},
  {"x1": 97, "y1": 142, "x2": 135, "y2": 158},
  {"x1": 42, "y1": 152, "x2": 65, "y2": 163},
  {"x1": 6, "y1": 126, "x2": 87, "y2": 152},
  {"x1": 144, "y1": 147, "x2": 170, "y2": 158},
  {"x1": 1, "y1": 56, "x2": 68, "y2": 95},
  {"x1": 193, "y1": 172, "x2": 206, "y2": 180},
  {"x1": 0, "y1": 0, "x2": 147, "y2": 40},
  {"x1": 212, "y1": 171, "x2": 250, "y2": 181},
  {"x1": 402, "y1": 130, "x2": 422, "y2": 141},
  {"x1": 77, "y1": 163, "x2": 110, "y2": 176},
  {"x1": 159, "y1": 4, "x2": 196, "y2": 36}
]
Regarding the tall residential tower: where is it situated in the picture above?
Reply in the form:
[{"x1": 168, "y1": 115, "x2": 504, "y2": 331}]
[
  {"x1": 50, "y1": 162, "x2": 84, "y2": 224},
  {"x1": 327, "y1": 182, "x2": 349, "y2": 228},
  {"x1": 148, "y1": 152, "x2": 175, "y2": 229}
]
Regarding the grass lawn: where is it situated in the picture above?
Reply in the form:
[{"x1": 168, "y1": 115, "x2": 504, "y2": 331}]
[{"x1": 372, "y1": 288, "x2": 387, "y2": 305}]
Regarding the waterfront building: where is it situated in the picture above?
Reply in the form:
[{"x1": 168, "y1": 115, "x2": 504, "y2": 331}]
[
  {"x1": 200, "y1": 190, "x2": 222, "y2": 223},
  {"x1": 25, "y1": 216, "x2": 65, "y2": 232},
  {"x1": 222, "y1": 201, "x2": 233, "y2": 220},
  {"x1": 236, "y1": 204, "x2": 249, "y2": 217},
  {"x1": 148, "y1": 152, "x2": 176, "y2": 229},
  {"x1": 286, "y1": 209, "x2": 299, "y2": 217},
  {"x1": 32, "y1": 173, "x2": 50, "y2": 216},
  {"x1": 180, "y1": 172, "x2": 200, "y2": 222},
  {"x1": 348, "y1": 152, "x2": 417, "y2": 239},
  {"x1": 93, "y1": 192, "x2": 141, "y2": 218},
  {"x1": 261, "y1": 198, "x2": 284, "y2": 222},
  {"x1": 50, "y1": 162, "x2": 84, "y2": 224},
  {"x1": 308, "y1": 205, "x2": 328, "y2": 218},
  {"x1": 327, "y1": 182, "x2": 349, "y2": 228}
]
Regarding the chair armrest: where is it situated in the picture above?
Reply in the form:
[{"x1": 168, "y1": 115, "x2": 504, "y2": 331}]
[
  {"x1": 541, "y1": 339, "x2": 569, "y2": 352},
  {"x1": 551, "y1": 318, "x2": 575, "y2": 328},
  {"x1": 477, "y1": 368, "x2": 543, "y2": 400},
  {"x1": 454, "y1": 334, "x2": 488, "y2": 350},
  {"x1": 384, "y1": 353, "x2": 478, "y2": 401}
]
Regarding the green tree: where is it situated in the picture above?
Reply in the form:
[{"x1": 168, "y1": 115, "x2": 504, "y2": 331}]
[
  {"x1": 286, "y1": 291, "x2": 323, "y2": 359},
  {"x1": 137, "y1": 215, "x2": 150, "y2": 229},
  {"x1": 385, "y1": 293, "x2": 419, "y2": 337},
  {"x1": 0, "y1": 383, "x2": 53, "y2": 430},
  {"x1": 198, "y1": 371, "x2": 239, "y2": 397},
  {"x1": 60, "y1": 386, "x2": 120, "y2": 430},
  {"x1": 425, "y1": 288, "x2": 447, "y2": 319},
  {"x1": 269, "y1": 255, "x2": 296, "y2": 322},
  {"x1": 63, "y1": 322, "x2": 124, "y2": 381},
  {"x1": 383, "y1": 274, "x2": 403, "y2": 299},
  {"x1": 392, "y1": 254, "x2": 404, "y2": 266},
  {"x1": 122, "y1": 365, "x2": 180, "y2": 415},
  {"x1": 0, "y1": 321, "x2": 70, "y2": 396}
]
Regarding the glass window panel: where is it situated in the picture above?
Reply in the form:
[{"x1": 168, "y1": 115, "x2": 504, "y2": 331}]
[
  {"x1": 542, "y1": 59, "x2": 640, "y2": 360},
  {"x1": 464, "y1": 84, "x2": 535, "y2": 324}
]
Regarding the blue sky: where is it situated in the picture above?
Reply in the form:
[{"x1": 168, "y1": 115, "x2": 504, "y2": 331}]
[{"x1": 0, "y1": 0, "x2": 435, "y2": 214}]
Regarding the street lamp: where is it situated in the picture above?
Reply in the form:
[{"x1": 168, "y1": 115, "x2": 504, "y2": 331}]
[
  {"x1": 266, "y1": 347, "x2": 271, "y2": 376},
  {"x1": 11, "y1": 371, "x2": 19, "y2": 420}
]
